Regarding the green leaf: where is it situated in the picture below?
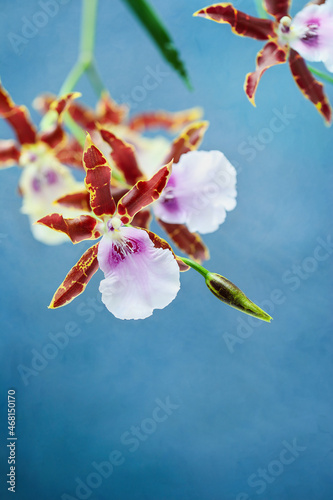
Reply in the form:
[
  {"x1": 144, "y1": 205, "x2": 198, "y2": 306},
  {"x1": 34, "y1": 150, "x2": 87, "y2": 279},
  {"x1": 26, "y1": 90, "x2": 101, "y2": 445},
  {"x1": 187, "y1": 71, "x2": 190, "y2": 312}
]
[{"x1": 121, "y1": 0, "x2": 192, "y2": 89}]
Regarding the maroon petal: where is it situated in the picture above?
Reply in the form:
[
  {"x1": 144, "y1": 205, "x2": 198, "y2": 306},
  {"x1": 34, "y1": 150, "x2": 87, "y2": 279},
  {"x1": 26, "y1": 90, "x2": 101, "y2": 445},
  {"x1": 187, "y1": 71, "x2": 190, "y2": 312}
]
[
  {"x1": 194, "y1": 4, "x2": 276, "y2": 40},
  {"x1": 289, "y1": 49, "x2": 332, "y2": 125}
]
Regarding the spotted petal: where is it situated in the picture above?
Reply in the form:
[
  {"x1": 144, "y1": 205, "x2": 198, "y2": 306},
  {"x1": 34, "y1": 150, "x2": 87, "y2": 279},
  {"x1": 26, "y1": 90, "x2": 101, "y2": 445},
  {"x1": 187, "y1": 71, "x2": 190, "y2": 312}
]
[
  {"x1": 37, "y1": 213, "x2": 101, "y2": 243},
  {"x1": 193, "y1": 3, "x2": 276, "y2": 40},
  {"x1": 245, "y1": 41, "x2": 288, "y2": 105},
  {"x1": 97, "y1": 226, "x2": 180, "y2": 320},
  {"x1": 117, "y1": 161, "x2": 173, "y2": 224},
  {"x1": 49, "y1": 243, "x2": 99, "y2": 308},
  {"x1": 99, "y1": 128, "x2": 143, "y2": 185},
  {"x1": 164, "y1": 121, "x2": 209, "y2": 164},
  {"x1": 128, "y1": 107, "x2": 203, "y2": 133},
  {"x1": 289, "y1": 49, "x2": 332, "y2": 124},
  {"x1": 83, "y1": 134, "x2": 116, "y2": 217},
  {"x1": 263, "y1": 0, "x2": 291, "y2": 21}
]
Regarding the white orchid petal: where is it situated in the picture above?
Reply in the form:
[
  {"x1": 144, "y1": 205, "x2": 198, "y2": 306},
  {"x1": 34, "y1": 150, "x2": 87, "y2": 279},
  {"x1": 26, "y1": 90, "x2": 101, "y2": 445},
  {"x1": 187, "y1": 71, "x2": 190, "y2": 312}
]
[
  {"x1": 289, "y1": 3, "x2": 333, "y2": 71},
  {"x1": 153, "y1": 150, "x2": 237, "y2": 234},
  {"x1": 97, "y1": 226, "x2": 180, "y2": 320}
]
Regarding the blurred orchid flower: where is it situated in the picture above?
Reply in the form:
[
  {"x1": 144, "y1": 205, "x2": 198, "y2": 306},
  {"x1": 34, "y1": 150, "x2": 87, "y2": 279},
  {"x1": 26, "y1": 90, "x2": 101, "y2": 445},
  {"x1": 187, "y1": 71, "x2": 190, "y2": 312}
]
[
  {"x1": 38, "y1": 135, "x2": 183, "y2": 320},
  {"x1": 0, "y1": 83, "x2": 85, "y2": 244},
  {"x1": 56, "y1": 118, "x2": 237, "y2": 264},
  {"x1": 34, "y1": 91, "x2": 203, "y2": 176},
  {"x1": 194, "y1": 0, "x2": 332, "y2": 124},
  {"x1": 287, "y1": 0, "x2": 333, "y2": 72}
]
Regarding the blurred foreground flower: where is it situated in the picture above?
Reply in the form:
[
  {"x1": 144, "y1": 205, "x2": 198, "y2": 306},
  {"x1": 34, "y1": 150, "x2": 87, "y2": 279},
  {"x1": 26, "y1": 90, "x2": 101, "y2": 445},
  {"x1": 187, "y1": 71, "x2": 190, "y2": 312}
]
[
  {"x1": 194, "y1": 0, "x2": 332, "y2": 124},
  {"x1": 0, "y1": 83, "x2": 84, "y2": 244}
]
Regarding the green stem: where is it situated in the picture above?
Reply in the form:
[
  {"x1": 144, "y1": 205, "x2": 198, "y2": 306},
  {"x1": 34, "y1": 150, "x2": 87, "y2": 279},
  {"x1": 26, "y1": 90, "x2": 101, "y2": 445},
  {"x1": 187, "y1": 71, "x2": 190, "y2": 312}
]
[
  {"x1": 41, "y1": 0, "x2": 106, "y2": 144},
  {"x1": 181, "y1": 257, "x2": 209, "y2": 278},
  {"x1": 254, "y1": 0, "x2": 268, "y2": 19},
  {"x1": 306, "y1": 65, "x2": 333, "y2": 85}
]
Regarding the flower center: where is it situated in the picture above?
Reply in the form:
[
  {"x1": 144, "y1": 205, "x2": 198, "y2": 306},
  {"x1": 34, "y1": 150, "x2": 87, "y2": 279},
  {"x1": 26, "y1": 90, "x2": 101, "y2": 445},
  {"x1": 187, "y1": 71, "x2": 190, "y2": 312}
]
[
  {"x1": 302, "y1": 21, "x2": 319, "y2": 46},
  {"x1": 107, "y1": 216, "x2": 122, "y2": 232}
]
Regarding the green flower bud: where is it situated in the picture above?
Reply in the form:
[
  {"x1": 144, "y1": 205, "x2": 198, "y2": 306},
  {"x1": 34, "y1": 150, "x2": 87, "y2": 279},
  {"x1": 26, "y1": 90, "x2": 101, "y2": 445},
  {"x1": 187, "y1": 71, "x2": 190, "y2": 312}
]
[{"x1": 205, "y1": 272, "x2": 272, "y2": 322}]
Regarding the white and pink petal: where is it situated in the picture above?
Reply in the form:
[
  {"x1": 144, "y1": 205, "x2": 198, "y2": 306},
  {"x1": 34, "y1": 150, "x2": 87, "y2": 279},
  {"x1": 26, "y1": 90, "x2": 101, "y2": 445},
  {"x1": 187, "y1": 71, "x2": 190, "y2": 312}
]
[
  {"x1": 289, "y1": 2, "x2": 333, "y2": 72},
  {"x1": 97, "y1": 226, "x2": 180, "y2": 320},
  {"x1": 152, "y1": 150, "x2": 237, "y2": 234}
]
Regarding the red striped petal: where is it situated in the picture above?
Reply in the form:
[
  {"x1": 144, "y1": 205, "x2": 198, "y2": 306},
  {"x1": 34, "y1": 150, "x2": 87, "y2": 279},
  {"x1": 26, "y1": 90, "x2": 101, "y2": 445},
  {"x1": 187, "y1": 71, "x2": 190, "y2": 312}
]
[
  {"x1": 83, "y1": 135, "x2": 116, "y2": 218},
  {"x1": 245, "y1": 41, "x2": 287, "y2": 105},
  {"x1": 128, "y1": 107, "x2": 203, "y2": 133},
  {"x1": 68, "y1": 102, "x2": 96, "y2": 132},
  {"x1": 0, "y1": 140, "x2": 20, "y2": 167},
  {"x1": 39, "y1": 124, "x2": 65, "y2": 149},
  {"x1": 263, "y1": 0, "x2": 291, "y2": 20},
  {"x1": 194, "y1": 3, "x2": 276, "y2": 40},
  {"x1": 51, "y1": 92, "x2": 81, "y2": 117},
  {"x1": 97, "y1": 93, "x2": 128, "y2": 125},
  {"x1": 131, "y1": 209, "x2": 152, "y2": 230},
  {"x1": 99, "y1": 128, "x2": 143, "y2": 185},
  {"x1": 55, "y1": 191, "x2": 91, "y2": 212},
  {"x1": 49, "y1": 243, "x2": 99, "y2": 308},
  {"x1": 164, "y1": 121, "x2": 209, "y2": 164},
  {"x1": 117, "y1": 161, "x2": 173, "y2": 224},
  {"x1": 0, "y1": 83, "x2": 37, "y2": 144},
  {"x1": 157, "y1": 219, "x2": 210, "y2": 263},
  {"x1": 289, "y1": 49, "x2": 332, "y2": 125},
  {"x1": 37, "y1": 213, "x2": 101, "y2": 243},
  {"x1": 56, "y1": 137, "x2": 84, "y2": 169}
]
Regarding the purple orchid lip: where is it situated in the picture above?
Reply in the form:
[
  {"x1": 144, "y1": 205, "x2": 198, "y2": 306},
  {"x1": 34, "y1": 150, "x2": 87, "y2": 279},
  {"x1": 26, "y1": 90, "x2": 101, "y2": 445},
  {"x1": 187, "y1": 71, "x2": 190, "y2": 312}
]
[
  {"x1": 45, "y1": 170, "x2": 58, "y2": 185},
  {"x1": 31, "y1": 177, "x2": 41, "y2": 192},
  {"x1": 302, "y1": 21, "x2": 320, "y2": 46}
]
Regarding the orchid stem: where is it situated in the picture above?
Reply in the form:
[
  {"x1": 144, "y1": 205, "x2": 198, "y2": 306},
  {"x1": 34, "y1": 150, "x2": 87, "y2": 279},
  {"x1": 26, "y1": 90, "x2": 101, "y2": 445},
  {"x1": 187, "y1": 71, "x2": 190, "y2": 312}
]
[
  {"x1": 254, "y1": 0, "x2": 333, "y2": 86},
  {"x1": 306, "y1": 65, "x2": 333, "y2": 85},
  {"x1": 41, "y1": 0, "x2": 105, "y2": 143},
  {"x1": 181, "y1": 257, "x2": 208, "y2": 278},
  {"x1": 254, "y1": 0, "x2": 268, "y2": 19},
  {"x1": 59, "y1": 0, "x2": 105, "y2": 97}
]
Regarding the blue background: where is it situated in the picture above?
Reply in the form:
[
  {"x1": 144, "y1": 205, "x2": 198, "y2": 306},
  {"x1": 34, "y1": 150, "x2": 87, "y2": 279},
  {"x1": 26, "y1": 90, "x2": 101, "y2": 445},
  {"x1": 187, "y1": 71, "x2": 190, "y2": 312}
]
[{"x1": 0, "y1": 1, "x2": 332, "y2": 499}]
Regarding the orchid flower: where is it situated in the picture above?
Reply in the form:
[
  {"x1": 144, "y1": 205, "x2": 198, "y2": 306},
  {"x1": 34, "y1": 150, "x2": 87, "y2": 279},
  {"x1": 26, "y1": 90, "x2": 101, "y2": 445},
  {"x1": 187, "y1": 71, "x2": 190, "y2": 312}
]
[
  {"x1": 34, "y1": 91, "x2": 204, "y2": 176},
  {"x1": 194, "y1": 0, "x2": 332, "y2": 124},
  {"x1": 287, "y1": 0, "x2": 333, "y2": 72},
  {"x1": 0, "y1": 83, "x2": 85, "y2": 244},
  {"x1": 37, "y1": 135, "x2": 184, "y2": 320},
  {"x1": 55, "y1": 119, "x2": 237, "y2": 264}
]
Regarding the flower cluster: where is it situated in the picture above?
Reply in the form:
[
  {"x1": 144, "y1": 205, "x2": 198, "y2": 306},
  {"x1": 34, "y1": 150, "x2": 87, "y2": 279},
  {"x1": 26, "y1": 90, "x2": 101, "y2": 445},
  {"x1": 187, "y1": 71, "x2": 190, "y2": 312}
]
[
  {"x1": 0, "y1": 80, "x2": 272, "y2": 322},
  {"x1": 194, "y1": 0, "x2": 333, "y2": 123}
]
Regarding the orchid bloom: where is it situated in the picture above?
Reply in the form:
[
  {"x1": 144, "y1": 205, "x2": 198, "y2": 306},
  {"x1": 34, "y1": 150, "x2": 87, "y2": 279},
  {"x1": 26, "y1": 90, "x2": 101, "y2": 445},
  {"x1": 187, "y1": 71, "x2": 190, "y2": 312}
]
[
  {"x1": 34, "y1": 91, "x2": 204, "y2": 176},
  {"x1": 37, "y1": 135, "x2": 184, "y2": 320},
  {"x1": 0, "y1": 83, "x2": 85, "y2": 244},
  {"x1": 194, "y1": 0, "x2": 332, "y2": 124},
  {"x1": 55, "y1": 119, "x2": 237, "y2": 264},
  {"x1": 287, "y1": 0, "x2": 333, "y2": 72}
]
